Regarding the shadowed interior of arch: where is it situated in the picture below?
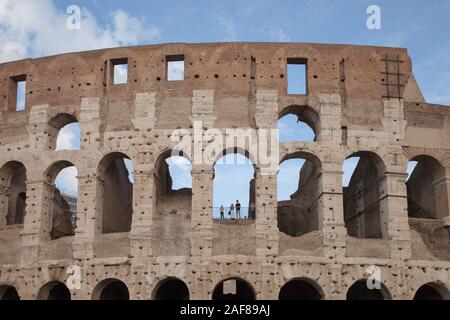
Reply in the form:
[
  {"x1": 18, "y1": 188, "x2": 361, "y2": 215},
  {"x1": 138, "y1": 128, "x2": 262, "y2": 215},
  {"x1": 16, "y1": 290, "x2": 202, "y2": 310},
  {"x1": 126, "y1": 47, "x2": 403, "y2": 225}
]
[
  {"x1": 93, "y1": 279, "x2": 129, "y2": 300},
  {"x1": 342, "y1": 153, "x2": 386, "y2": 239},
  {"x1": 98, "y1": 153, "x2": 134, "y2": 234},
  {"x1": 0, "y1": 161, "x2": 27, "y2": 226},
  {"x1": 212, "y1": 278, "x2": 255, "y2": 300},
  {"x1": 0, "y1": 285, "x2": 20, "y2": 300},
  {"x1": 50, "y1": 164, "x2": 78, "y2": 240},
  {"x1": 154, "y1": 278, "x2": 190, "y2": 300},
  {"x1": 346, "y1": 280, "x2": 391, "y2": 300},
  {"x1": 278, "y1": 279, "x2": 323, "y2": 300},
  {"x1": 277, "y1": 157, "x2": 321, "y2": 238},
  {"x1": 38, "y1": 281, "x2": 71, "y2": 300}
]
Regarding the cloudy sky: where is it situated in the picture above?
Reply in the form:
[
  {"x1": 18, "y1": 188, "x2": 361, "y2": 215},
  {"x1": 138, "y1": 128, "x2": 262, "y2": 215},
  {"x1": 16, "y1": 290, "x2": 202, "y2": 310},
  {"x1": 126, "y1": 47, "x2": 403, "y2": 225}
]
[{"x1": 0, "y1": 0, "x2": 442, "y2": 210}]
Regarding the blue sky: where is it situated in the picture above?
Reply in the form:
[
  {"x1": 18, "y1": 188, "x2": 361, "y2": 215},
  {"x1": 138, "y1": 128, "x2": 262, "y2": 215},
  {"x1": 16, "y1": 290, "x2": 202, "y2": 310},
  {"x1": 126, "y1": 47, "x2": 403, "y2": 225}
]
[{"x1": 0, "y1": 0, "x2": 445, "y2": 207}]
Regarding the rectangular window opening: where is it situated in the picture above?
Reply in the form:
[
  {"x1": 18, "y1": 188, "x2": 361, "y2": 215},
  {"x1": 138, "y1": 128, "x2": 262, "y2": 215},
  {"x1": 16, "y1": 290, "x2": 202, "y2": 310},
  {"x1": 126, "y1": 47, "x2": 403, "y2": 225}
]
[
  {"x1": 111, "y1": 58, "x2": 128, "y2": 85},
  {"x1": 287, "y1": 58, "x2": 307, "y2": 95},
  {"x1": 167, "y1": 55, "x2": 185, "y2": 81},
  {"x1": 10, "y1": 75, "x2": 26, "y2": 111}
]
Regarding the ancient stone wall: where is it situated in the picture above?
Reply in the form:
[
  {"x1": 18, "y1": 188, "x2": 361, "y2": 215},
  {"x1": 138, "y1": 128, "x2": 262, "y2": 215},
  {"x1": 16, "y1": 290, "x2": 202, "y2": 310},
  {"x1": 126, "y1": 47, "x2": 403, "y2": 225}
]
[{"x1": 0, "y1": 42, "x2": 449, "y2": 300}]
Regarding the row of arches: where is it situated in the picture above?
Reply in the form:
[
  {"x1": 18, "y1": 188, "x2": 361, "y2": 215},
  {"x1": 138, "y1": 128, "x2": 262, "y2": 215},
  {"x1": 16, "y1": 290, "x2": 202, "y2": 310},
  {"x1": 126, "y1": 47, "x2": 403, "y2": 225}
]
[
  {"x1": 1, "y1": 278, "x2": 448, "y2": 300},
  {"x1": 1, "y1": 150, "x2": 447, "y2": 240}
]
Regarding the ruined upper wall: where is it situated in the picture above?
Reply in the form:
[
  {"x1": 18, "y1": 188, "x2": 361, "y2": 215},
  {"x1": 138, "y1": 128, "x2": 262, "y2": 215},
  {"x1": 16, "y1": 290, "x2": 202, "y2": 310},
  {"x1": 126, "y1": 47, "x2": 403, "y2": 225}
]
[{"x1": 0, "y1": 42, "x2": 415, "y2": 127}]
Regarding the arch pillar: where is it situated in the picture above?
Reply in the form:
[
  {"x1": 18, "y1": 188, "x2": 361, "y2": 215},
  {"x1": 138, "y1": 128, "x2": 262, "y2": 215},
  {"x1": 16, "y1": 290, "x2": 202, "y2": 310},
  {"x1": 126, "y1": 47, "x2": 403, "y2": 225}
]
[
  {"x1": 20, "y1": 178, "x2": 54, "y2": 264},
  {"x1": 190, "y1": 164, "x2": 213, "y2": 257},
  {"x1": 383, "y1": 171, "x2": 411, "y2": 260},
  {"x1": 255, "y1": 167, "x2": 279, "y2": 256},
  {"x1": 130, "y1": 169, "x2": 156, "y2": 259},
  {"x1": 72, "y1": 171, "x2": 98, "y2": 260}
]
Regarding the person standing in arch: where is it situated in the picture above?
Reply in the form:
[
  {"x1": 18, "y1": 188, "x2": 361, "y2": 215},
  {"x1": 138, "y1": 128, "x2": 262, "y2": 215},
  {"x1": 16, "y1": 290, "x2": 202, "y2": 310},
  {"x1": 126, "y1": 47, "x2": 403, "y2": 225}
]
[
  {"x1": 229, "y1": 203, "x2": 235, "y2": 220},
  {"x1": 220, "y1": 205, "x2": 225, "y2": 219},
  {"x1": 235, "y1": 200, "x2": 241, "y2": 220}
]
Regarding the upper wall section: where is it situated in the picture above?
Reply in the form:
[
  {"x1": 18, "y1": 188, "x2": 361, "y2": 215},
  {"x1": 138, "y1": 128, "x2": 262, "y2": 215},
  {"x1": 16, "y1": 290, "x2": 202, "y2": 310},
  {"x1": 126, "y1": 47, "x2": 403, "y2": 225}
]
[{"x1": 0, "y1": 42, "x2": 436, "y2": 137}]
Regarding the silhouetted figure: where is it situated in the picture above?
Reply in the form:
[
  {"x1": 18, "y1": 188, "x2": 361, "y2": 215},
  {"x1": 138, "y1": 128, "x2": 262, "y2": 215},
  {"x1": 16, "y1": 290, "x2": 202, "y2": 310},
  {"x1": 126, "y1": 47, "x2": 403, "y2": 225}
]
[
  {"x1": 235, "y1": 200, "x2": 241, "y2": 220},
  {"x1": 220, "y1": 205, "x2": 225, "y2": 219}
]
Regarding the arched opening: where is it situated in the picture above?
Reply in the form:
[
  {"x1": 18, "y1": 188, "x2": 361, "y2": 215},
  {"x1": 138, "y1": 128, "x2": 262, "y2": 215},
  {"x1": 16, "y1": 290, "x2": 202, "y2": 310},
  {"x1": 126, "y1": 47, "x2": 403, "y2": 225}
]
[
  {"x1": 343, "y1": 152, "x2": 387, "y2": 239},
  {"x1": 213, "y1": 150, "x2": 255, "y2": 220},
  {"x1": 38, "y1": 281, "x2": 71, "y2": 300},
  {"x1": 277, "y1": 153, "x2": 321, "y2": 237},
  {"x1": 0, "y1": 285, "x2": 20, "y2": 300},
  {"x1": 155, "y1": 150, "x2": 192, "y2": 215},
  {"x1": 153, "y1": 278, "x2": 190, "y2": 300},
  {"x1": 278, "y1": 105, "x2": 319, "y2": 142},
  {"x1": 212, "y1": 278, "x2": 256, "y2": 300},
  {"x1": 406, "y1": 156, "x2": 446, "y2": 219},
  {"x1": 97, "y1": 153, "x2": 133, "y2": 234},
  {"x1": 92, "y1": 279, "x2": 129, "y2": 300},
  {"x1": 0, "y1": 161, "x2": 27, "y2": 226},
  {"x1": 413, "y1": 282, "x2": 450, "y2": 300},
  {"x1": 278, "y1": 279, "x2": 324, "y2": 300},
  {"x1": 346, "y1": 279, "x2": 391, "y2": 300},
  {"x1": 49, "y1": 113, "x2": 80, "y2": 151},
  {"x1": 45, "y1": 161, "x2": 78, "y2": 240}
]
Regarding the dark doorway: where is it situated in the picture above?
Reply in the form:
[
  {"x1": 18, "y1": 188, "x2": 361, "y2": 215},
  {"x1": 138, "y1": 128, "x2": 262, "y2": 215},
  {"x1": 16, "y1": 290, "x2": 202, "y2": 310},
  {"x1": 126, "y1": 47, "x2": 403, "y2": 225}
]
[
  {"x1": 154, "y1": 278, "x2": 190, "y2": 300},
  {"x1": 279, "y1": 279, "x2": 323, "y2": 300},
  {"x1": 212, "y1": 278, "x2": 255, "y2": 300}
]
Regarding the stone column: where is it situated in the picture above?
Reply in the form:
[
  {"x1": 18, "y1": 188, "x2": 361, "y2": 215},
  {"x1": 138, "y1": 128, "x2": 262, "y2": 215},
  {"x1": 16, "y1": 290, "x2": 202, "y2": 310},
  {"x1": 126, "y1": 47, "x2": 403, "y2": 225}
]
[
  {"x1": 20, "y1": 178, "x2": 54, "y2": 264},
  {"x1": 321, "y1": 166, "x2": 347, "y2": 260},
  {"x1": 383, "y1": 171, "x2": 411, "y2": 260},
  {"x1": 72, "y1": 172, "x2": 99, "y2": 259},
  {"x1": 190, "y1": 164, "x2": 213, "y2": 257},
  {"x1": 130, "y1": 169, "x2": 156, "y2": 259},
  {"x1": 255, "y1": 167, "x2": 278, "y2": 256}
]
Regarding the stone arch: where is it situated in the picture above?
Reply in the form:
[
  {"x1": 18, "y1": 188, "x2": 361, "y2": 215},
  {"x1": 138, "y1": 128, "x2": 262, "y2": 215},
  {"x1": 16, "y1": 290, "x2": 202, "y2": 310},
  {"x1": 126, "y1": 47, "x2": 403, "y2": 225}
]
[
  {"x1": 277, "y1": 151, "x2": 322, "y2": 237},
  {"x1": 413, "y1": 281, "x2": 450, "y2": 300},
  {"x1": 343, "y1": 151, "x2": 387, "y2": 239},
  {"x1": 48, "y1": 113, "x2": 80, "y2": 151},
  {"x1": 0, "y1": 284, "x2": 20, "y2": 300},
  {"x1": 151, "y1": 149, "x2": 192, "y2": 256},
  {"x1": 213, "y1": 148, "x2": 256, "y2": 220},
  {"x1": 153, "y1": 277, "x2": 190, "y2": 300},
  {"x1": 44, "y1": 160, "x2": 78, "y2": 240},
  {"x1": 278, "y1": 105, "x2": 320, "y2": 141},
  {"x1": 97, "y1": 152, "x2": 134, "y2": 234},
  {"x1": 346, "y1": 279, "x2": 392, "y2": 300},
  {"x1": 154, "y1": 149, "x2": 192, "y2": 196},
  {"x1": 0, "y1": 161, "x2": 27, "y2": 226},
  {"x1": 92, "y1": 278, "x2": 130, "y2": 300},
  {"x1": 212, "y1": 277, "x2": 256, "y2": 300},
  {"x1": 37, "y1": 281, "x2": 71, "y2": 300},
  {"x1": 278, "y1": 278, "x2": 324, "y2": 300},
  {"x1": 406, "y1": 155, "x2": 447, "y2": 219}
]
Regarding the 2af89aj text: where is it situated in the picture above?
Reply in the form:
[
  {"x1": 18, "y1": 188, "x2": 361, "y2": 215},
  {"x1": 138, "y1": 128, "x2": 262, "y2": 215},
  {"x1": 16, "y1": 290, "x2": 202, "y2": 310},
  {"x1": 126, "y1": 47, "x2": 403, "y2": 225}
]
[{"x1": 180, "y1": 304, "x2": 271, "y2": 318}]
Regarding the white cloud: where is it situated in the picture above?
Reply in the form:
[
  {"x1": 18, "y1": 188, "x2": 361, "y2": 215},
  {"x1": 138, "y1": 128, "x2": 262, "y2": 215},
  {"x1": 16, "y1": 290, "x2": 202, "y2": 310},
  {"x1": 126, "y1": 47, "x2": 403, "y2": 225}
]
[
  {"x1": 55, "y1": 166, "x2": 78, "y2": 196},
  {"x1": 0, "y1": 0, "x2": 161, "y2": 63},
  {"x1": 56, "y1": 123, "x2": 80, "y2": 151}
]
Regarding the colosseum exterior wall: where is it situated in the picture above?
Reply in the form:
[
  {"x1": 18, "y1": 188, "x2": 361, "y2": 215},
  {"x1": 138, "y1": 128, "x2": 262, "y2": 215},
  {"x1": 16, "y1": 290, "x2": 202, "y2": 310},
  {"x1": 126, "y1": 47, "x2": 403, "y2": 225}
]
[{"x1": 0, "y1": 42, "x2": 449, "y2": 300}]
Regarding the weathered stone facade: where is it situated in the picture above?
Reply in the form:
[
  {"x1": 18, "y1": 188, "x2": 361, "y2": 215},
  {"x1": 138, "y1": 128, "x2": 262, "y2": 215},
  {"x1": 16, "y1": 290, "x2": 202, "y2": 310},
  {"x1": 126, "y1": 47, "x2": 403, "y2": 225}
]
[{"x1": 0, "y1": 42, "x2": 449, "y2": 300}]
